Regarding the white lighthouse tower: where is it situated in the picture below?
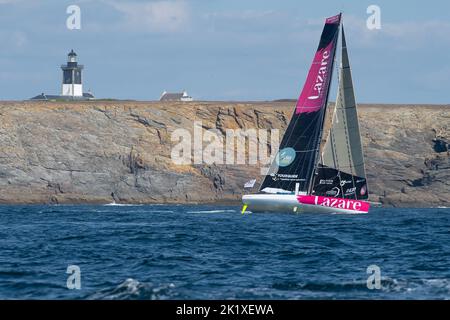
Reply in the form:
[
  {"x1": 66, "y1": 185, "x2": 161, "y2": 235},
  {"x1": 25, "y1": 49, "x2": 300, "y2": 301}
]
[{"x1": 61, "y1": 49, "x2": 83, "y2": 97}]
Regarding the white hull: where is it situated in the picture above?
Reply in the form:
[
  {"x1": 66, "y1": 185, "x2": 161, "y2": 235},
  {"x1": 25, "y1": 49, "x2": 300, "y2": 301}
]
[{"x1": 242, "y1": 194, "x2": 369, "y2": 214}]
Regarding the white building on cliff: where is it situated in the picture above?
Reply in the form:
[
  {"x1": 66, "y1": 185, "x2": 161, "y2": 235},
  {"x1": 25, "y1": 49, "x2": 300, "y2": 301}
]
[{"x1": 159, "y1": 90, "x2": 193, "y2": 102}]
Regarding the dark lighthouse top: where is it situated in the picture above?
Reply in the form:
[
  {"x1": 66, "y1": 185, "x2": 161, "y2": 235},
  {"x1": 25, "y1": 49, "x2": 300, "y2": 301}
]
[{"x1": 61, "y1": 49, "x2": 83, "y2": 84}]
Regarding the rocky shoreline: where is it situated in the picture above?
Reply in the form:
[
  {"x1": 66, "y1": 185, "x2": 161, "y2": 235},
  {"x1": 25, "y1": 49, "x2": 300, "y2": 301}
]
[{"x1": 0, "y1": 101, "x2": 449, "y2": 207}]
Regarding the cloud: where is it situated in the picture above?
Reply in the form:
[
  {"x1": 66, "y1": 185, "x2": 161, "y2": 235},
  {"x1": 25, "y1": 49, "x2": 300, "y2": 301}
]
[
  {"x1": 204, "y1": 9, "x2": 278, "y2": 22},
  {"x1": 105, "y1": 0, "x2": 190, "y2": 33},
  {"x1": 12, "y1": 31, "x2": 28, "y2": 47},
  {"x1": 335, "y1": 15, "x2": 450, "y2": 49},
  {"x1": 383, "y1": 20, "x2": 450, "y2": 43},
  {"x1": 0, "y1": 30, "x2": 28, "y2": 49},
  {"x1": 199, "y1": 9, "x2": 320, "y2": 50},
  {"x1": 202, "y1": 9, "x2": 293, "y2": 34}
]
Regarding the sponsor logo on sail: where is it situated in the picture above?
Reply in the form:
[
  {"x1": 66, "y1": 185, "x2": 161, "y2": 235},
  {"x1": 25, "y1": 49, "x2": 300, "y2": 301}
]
[
  {"x1": 307, "y1": 50, "x2": 331, "y2": 100},
  {"x1": 340, "y1": 180, "x2": 352, "y2": 186},
  {"x1": 277, "y1": 174, "x2": 299, "y2": 179},
  {"x1": 345, "y1": 187, "x2": 356, "y2": 195},
  {"x1": 325, "y1": 187, "x2": 340, "y2": 197},
  {"x1": 275, "y1": 148, "x2": 296, "y2": 167},
  {"x1": 360, "y1": 184, "x2": 367, "y2": 196},
  {"x1": 319, "y1": 179, "x2": 334, "y2": 185},
  {"x1": 270, "y1": 173, "x2": 300, "y2": 182}
]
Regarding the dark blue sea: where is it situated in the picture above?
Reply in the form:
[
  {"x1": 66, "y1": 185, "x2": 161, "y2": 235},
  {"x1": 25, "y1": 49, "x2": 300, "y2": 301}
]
[{"x1": 0, "y1": 205, "x2": 449, "y2": 299}]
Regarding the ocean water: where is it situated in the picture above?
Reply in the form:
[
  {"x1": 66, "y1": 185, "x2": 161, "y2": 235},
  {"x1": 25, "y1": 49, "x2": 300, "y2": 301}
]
[{"x1": 0, "y1": 205, "x2": 449, "y2": 300}]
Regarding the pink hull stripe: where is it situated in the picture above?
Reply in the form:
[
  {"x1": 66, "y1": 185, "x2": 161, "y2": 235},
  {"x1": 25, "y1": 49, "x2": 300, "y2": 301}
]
[{"x1": 297, "y1": 195, "x2": 370, "y2": 213}]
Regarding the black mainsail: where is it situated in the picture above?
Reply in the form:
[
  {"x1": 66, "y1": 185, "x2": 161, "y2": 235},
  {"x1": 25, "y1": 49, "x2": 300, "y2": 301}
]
[{"x1": 260, "y1": 14, "x2": 341, "y2": 193}]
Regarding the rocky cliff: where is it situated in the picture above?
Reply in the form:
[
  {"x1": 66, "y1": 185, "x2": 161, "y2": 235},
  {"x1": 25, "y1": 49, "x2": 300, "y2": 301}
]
[{"x1": 0, "y1": 101, "x2": 448, "y2": 207}]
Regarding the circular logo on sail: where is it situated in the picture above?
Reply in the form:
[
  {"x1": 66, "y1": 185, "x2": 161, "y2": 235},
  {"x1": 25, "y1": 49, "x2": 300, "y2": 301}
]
[
  {"x1": 276, "y1": 147, "x2": 296, "y2": 167},
  {"x1": 360, "y1": 184, "x2": 367, "y2": 196}
]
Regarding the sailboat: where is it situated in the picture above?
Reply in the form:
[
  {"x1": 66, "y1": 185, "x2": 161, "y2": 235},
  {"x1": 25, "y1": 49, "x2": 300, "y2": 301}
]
[{"x1": 242, "y1": 13, "x2": 370, "y2": 214}]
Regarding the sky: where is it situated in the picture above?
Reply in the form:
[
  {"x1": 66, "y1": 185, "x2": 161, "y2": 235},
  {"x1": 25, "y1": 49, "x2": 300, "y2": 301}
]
[{"x1": 0, "y1": 0, "x2": 449, "y2": 103}]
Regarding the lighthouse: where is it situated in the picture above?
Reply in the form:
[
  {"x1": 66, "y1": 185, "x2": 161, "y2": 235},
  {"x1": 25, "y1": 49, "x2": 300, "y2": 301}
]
[
  {"x1": 61, "y1": 49, "x2": 83, "y2": 97},
  {"x1": 30, "y1": 49, "x2": 94, "y2": 101}
]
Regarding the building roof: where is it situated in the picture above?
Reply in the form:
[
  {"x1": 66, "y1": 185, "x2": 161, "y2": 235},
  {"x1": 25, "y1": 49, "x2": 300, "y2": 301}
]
[
  {"x1": 159, "y1": 91, "x2": 193, "y2": 101},
  {"x1": 160, "y1": 92, "x2": 184, "y2": 101},
  {"x1": 30, "y1": 92, "x2": 95, "y2": 101}
]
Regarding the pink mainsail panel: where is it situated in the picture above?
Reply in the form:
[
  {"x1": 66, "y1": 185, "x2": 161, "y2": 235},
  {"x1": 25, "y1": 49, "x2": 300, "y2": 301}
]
[
  {"x1": 325, "y1": 14, "x2": 341, "y2": 24},
  {"x1": 295, "y1": 14, "x2": 341, "y2": 114},
  {"x1": 297, "y1": 195, "x2": 370, "y2": 213}
]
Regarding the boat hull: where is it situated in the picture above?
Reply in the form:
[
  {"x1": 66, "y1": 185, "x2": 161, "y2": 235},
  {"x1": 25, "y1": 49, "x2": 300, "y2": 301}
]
[{"x1": 242, "y1": 194, "x2": 370, "y2": 214}]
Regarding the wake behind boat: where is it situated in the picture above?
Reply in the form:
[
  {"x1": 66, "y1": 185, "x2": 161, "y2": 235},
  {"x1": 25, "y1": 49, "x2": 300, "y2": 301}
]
[{"x1": 242, "y1": 13, "x2": 371, "y2": 214}]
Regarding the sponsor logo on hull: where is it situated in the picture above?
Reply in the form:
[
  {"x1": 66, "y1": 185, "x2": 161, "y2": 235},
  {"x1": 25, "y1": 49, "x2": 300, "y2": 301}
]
[{"x1": 297, "y1": 195, "x2": 370, "y2": 213}]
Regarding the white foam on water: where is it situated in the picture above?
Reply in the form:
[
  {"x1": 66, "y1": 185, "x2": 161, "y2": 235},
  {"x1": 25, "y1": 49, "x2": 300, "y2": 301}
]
[
  {"x1": 104, "y1": 202, "x2": 143, "y2": 207},
  {"x1": 86, "y1": 278, "x2": 176, "y2": 300},
  {"x1": 119, "y1": 278, "x2": 140, "y2": 294},
  {"x1": 422, "y1": 278, "x2": 450, "y2": 290}
]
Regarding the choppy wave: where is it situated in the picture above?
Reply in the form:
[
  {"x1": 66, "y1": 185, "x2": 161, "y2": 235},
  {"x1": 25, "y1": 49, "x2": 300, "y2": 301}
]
[
  {"x1": 85, "y1": 279, "x2": 176, "y2": 300},
  {"x1": 1, "y1": 205, "x2": 449, "y2": 299},
  {"x1": 186, "y1": 209, "x2": 237, "y2": 214},
  {"x1": 271, "y1": 277, "x2": 401, "y2": 293},
  {"x1": 81, "y1": 275, "x2": 450, "y2": 300}
]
